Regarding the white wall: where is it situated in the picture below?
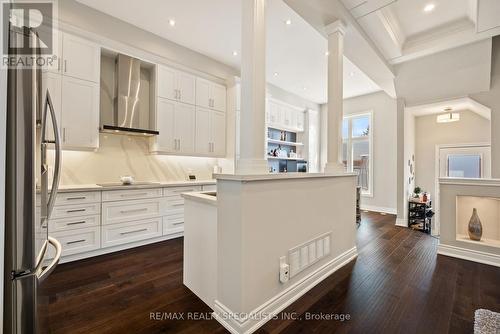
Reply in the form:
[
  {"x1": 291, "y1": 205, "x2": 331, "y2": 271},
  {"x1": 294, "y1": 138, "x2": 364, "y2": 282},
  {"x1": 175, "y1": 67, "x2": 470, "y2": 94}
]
[
  {"x1": 472, "y1": 36, "x2": 500, "y2": 178},
  {"x1": 343, "y1": 91, "x2": 398, "y2": 213},
  {"x1": 414, "y1": 110, "x2": 491, "y2": 204},
  {"x1": 395, "y1": 39, "x2": 492, "y2": 106}
]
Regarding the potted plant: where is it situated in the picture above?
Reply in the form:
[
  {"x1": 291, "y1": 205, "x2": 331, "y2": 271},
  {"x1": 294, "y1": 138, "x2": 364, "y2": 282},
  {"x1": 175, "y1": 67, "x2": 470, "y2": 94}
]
[{"x1": 413, "y1": 186, "x2": 421, "y2": 198}]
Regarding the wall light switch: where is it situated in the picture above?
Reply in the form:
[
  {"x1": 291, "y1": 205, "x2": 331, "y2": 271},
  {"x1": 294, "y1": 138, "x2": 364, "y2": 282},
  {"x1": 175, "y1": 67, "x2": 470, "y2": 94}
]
[{"x1": 279, "y1": 256, "x2": 289, "y2": 283}]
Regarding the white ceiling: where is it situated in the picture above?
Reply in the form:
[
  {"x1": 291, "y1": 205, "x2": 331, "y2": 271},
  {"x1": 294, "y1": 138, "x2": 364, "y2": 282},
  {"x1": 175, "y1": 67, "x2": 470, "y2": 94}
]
[
  {"x1": 76, "y1": 0, "x2": 382, "y2": 104},
  {"x1": 406, "y1": 97, "x2": 491, "y2": 120},
  {"x1": 344, "y1": 0, "x2": 500, "y2": 64}
]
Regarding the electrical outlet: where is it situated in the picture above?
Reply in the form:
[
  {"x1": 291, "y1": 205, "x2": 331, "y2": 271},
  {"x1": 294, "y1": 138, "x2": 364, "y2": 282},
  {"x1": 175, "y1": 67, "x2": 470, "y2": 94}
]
[{"x1": 279, "y1": 256, "x2": 289, "y2": 283}]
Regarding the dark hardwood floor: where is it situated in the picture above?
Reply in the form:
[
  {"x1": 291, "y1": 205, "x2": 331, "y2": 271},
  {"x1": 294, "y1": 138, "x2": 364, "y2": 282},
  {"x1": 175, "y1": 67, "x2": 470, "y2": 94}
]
[{"x1": 43, "y1": 212, "x2": 500, "y2": 334}]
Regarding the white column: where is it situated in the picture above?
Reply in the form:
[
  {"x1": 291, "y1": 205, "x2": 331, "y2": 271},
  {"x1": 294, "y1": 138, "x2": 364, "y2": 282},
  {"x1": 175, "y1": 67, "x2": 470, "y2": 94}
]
[
  {"x1": 324, "y1": 21, "x2": 347, "y2": 173},
  {"x1": 236, "y1": 0, "x2": 269, "y2": 175}
]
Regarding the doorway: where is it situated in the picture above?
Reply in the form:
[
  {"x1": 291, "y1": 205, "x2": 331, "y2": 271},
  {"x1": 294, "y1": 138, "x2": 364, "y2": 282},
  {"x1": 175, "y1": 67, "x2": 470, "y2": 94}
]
[{"x1": 434, "y1": 144, "x2": 491, "y2": 235}]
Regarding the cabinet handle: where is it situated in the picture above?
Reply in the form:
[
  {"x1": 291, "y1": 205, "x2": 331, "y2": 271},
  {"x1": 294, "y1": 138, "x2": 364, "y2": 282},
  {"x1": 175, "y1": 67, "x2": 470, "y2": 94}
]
[
  {"x1": 120, "y1": 228, "x2": 148, "y2": 235},
  {"x1": 66, "y1": 209, "x2": 86, "y2": 213},
  {"x1": 64, "y1": 60, "x2": 67, "y2": 73},
  {"x1": 171, "y1": 203, "x2": 184, "y2": 207},
  {"x1": 66, "y1": 196, "x2": 86, "y2": 201},
  {"x1": 57, "y1": 58, "x2": 61, "y2": 72},
  {"x1": 63, "y1": 128, "x2": 66, "y2": 143},
  {"x1": 66, "y1": 221, "x2": 86, "y2": 226},
  {"x1": 120, "y1": 192, "x2": 149, "y2": 197},
  {"x1": 178, "y1": 139, "x2": 181, "y2": 151},
  {"x1": 172, "y1": 222, "x2": 184, "y2": 226},
  {"x1": 120, "y1": 208, "x2": 148, "y2": 214},
  {"x1": 66, "y1": 239, "x2": 86, "y2": 245}
]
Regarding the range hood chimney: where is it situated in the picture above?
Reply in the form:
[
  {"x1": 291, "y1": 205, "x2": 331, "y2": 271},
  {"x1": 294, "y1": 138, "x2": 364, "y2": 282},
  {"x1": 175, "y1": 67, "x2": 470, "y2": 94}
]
[{"x1": 100, "y1": 54, "x2": 159, "y2": 136}]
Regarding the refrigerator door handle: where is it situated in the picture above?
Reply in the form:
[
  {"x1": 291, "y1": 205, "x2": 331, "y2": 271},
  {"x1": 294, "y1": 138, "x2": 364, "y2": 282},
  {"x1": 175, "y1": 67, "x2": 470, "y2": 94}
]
[
  {"x1": 36, "y1": 236, "x2": 62, "y2": 283},
  {"x1": 41, "y1": 89, "x2": 62, "y2": 219}
]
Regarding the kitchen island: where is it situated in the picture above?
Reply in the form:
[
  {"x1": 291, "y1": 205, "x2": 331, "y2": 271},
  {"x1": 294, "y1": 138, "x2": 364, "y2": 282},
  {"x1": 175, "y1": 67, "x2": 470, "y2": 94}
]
[{"x1": 182, "y1": 173, "x2": 358, "y2": 334}]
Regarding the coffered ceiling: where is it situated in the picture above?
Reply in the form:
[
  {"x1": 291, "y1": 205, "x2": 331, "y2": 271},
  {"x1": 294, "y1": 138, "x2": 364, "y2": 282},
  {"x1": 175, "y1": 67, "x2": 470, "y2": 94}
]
[{"x1": 343, "y1": 0, "x2": 500, "y2": 64}]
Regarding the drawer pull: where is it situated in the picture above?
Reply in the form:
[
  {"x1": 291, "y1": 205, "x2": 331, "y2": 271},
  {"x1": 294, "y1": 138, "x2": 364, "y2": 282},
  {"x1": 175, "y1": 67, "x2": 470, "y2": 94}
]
[
  {"x1": 171, "y1": 189, "x2": 195, "y2": 193},
  {"x1": 120, "y1": 228, "x2": 148, "y2": 235},
  {"x1": 66, "y1": 196, "x2": 87, "y2": 201},
  {"x1": 120, "y1": 208, "x2": 148, "y2": 214},
  {"x1": 172, "y1": 222, "x2": 184, "y2": 226},
  {"x1": 66, "y1": 239, "x2": 86, "y2": 245},
  {"x1": 120, "y1": 192, "x2": 149, "y2": 197},
  {"x1": 66, "y1": 221, "x2": 86, "y2": 226},
  {"x1": 66, "y1": 209, "x2": 86, "y2": 213},
  {"x1": 171, "y1": 203, "x2": 184, "y2": 207}
]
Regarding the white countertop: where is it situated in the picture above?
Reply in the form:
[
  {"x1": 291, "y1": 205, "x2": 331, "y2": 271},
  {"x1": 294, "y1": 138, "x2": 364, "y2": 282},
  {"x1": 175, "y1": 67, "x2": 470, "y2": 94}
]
[
  {"x1": 51, "y1": 180, "x2": 216, "y2": 193},
  {"x1": 182, "y1": 191, "x2": 217, "y2": 206},
  {"x1": 215, "y1": 172, "x2": 357, "y2": 182}
]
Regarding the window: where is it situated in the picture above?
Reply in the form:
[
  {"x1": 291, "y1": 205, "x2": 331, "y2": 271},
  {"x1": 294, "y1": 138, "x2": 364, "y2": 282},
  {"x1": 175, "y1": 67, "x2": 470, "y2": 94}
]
[
  {"x1": 447, "y1": 154, "x2": 482, "y2": 178},
  {"x1": 342, "y1": 113, "x2": 373, "y2": 196}
]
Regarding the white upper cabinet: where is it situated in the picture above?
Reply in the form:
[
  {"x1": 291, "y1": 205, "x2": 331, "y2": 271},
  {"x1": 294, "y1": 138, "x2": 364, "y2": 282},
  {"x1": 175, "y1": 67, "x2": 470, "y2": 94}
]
[
  {"x1": 211, "y1": 111, "x2": 226, "y2": 156},
  {"x1": 153, "y1": 98, "x2": 195, "y2": 155},
  {"x1": 195, "y1": 108, "x2": 225, "y2": 157},
  {"x1": 61, "y1": 76, "x2": 100, "y2": 150},
  {"x1": 157, "y1": 65, "x2": 196, "y2": 105},
  {"x1": 195, "y1": 108, "x2": 211, "y2": 155},
  {"x1": 266, "y1": 98, "x2": 304, "y2": 132},
  {"x1": 62, "y1": 33, "x2": 100, "y2": 83},
  {"x1": 196, "y1": 78, "x2": 226, "y2": 112}
]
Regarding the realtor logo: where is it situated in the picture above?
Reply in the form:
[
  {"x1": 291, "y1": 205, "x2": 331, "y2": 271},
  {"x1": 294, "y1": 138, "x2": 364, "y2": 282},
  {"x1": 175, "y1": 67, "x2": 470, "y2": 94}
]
[{"x1": 2, "y1": 1, "x2": 57, "y2": 68}]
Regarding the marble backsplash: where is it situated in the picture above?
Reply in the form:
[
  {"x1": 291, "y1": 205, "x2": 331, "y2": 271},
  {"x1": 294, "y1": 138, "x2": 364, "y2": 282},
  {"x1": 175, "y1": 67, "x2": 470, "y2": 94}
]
[{"x1": 47, "y1": 134, "x2": 220, "y2": 185}]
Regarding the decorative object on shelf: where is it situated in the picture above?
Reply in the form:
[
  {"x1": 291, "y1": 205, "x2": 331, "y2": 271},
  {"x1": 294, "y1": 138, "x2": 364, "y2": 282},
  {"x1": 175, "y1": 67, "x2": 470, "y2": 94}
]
[
  {"x1": 413, "y1": 186, "x2": 421, "y2": 198},
  {"x1": 468, "y1": 208, "x2": 483, "y2": 241},
  {"x1": 289, "y1": 150, "x2": 297, "y2": 158},
  {"x1": 422, "y1": 192, "x2": 428, "y2": 203}
]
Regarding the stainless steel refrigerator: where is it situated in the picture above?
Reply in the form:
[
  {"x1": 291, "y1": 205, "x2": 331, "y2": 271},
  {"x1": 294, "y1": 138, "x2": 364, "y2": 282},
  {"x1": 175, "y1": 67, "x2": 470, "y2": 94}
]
[{"x1": 4, "y1": 24, "x2": 62, "y2": 333}]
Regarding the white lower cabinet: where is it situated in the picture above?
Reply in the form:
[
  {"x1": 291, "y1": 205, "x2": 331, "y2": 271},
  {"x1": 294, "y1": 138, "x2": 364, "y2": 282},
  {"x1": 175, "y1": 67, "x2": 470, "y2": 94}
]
[
  {"x1": 48, "y1": 184, "x2": 215, "y2": 262},
  {"x1": 50, "y1": 227, "x2": 101, "y2": 257},
  {"x1": 102, "y1": 218, "x2": 163, "y2": 248}
]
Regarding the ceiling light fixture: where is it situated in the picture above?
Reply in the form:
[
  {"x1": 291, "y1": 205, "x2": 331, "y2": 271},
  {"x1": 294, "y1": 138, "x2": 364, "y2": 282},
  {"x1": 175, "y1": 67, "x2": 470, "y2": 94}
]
[
  {"x1": 285, "y1": 19, "x2": 292, "y2": 25},
  {"x1": 423, "y1": 3, "x2": 435, "y2": 12},
  {"x1": 273, "y1": 72, "x2": 279, "y2": 77},
  {"x1": 325, "y1": 51, "x2": 330, "y2": 56},
  {"x1": 303, "y1": 86, "x2": 307, "y2": 91},
  {"x1": 232, "y1": 50, "x2": 238, "y2": 56},
  {"x1": 437, "y1": 108, "x2": 460, "y2": 123},
  {"x1": 349, "y1": 72, "x2": 355, "y2": 77},
  {"x1": 168, "y1": 19, "x2": 176, "y2": 27}
]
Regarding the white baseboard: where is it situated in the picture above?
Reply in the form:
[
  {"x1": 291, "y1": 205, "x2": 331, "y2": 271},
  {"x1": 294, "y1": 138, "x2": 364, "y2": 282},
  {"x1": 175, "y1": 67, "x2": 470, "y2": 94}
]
[
  {"x1": 360, "y1": 205, "x2": 397, "y2": 215},
  {"x1": 437, "y1": 244, "x2": 500, "y2": 268},
  {"x1": 212, "y1": 247, "x2": 358, "y2": 334},
  {"x1": 395, "y1": 218, "x2": 408, "y2": 227}
]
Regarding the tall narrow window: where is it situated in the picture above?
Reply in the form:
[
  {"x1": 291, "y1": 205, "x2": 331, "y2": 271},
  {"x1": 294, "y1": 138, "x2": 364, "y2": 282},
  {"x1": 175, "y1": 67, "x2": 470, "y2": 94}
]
[{"x1": 342, "y1": 113, "x2": 373, "y2": 196}]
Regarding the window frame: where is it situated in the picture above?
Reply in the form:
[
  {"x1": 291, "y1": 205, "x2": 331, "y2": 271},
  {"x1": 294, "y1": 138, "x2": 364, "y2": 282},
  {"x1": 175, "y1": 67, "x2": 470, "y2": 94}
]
[{"x1": 343, "y1": 111, "x2": 373, "y2": 197}]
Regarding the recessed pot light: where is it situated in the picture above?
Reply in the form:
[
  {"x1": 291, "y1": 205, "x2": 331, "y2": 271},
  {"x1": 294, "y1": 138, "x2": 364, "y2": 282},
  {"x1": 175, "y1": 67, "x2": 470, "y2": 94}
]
[
  {"x1": 168, "y1": 19, "x2": 176, "y2": 27},
  {"x1": 232, "y1": 50, "x2": 238, "y2": 56},
  {"x1": 325, "y1": 51, "x2": 330, "y2": 56},
  {"x1": 285, "y1": 19, "x2": 292, "y2": 25},
  {"x1": 273, "y1": 72, "x2": 279, "y2": 77},
  {"x1": 423, "y1": 3, "x2": 435, "y2": 12},
  {"x1": 349, "y1": 72, "x2": 355, "y2": 77}
]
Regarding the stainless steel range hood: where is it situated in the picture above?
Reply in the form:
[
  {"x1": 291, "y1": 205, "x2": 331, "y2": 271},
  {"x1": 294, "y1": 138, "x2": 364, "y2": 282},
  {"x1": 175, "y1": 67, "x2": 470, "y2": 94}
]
[{"x1": 100, "y1": 54, "x2": 158, "y2": 136}]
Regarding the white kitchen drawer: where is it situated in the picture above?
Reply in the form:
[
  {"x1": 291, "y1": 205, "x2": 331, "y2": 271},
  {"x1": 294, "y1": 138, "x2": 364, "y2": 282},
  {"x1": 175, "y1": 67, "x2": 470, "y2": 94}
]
[
  {"x1": 101, "y1": 198, "x2": 163, "y2": 225},
  {"x1": 102, "y1": 188, "x2": 162, "y2": 202},
  {"x1": 163, "y1": 214, "x2": 184, "y2": 235},
  {"x1": 51, "y1": 202, "x2": 101, "y2": 219},
  {"x1": 49, "y1": 227, "x2": 100, "y2": 257},
  {"x1": 166, "y1": 197, "x2": 185, "y2": 209},
  {"x1": 202, "y1": 184, "x2": 217, "y2": 192},
  {"x1": 163, "y1": 186, "x2": 202, "y2": 197},
  {"x1": 36, "y1": 191, "x2": 101, "y2": 207},
  {"x1": 48, "y1": 215, "x2": 100, "y2": 233},
  {"x1": 102, "y1": 218, "x2": 163, "y2": 248}
]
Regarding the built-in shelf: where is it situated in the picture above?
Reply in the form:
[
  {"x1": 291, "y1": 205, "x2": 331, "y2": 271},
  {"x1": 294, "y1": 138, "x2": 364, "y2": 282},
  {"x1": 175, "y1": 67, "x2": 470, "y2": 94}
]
[
  {"x1": 456, "y1": 234, "x2": 500, "y2": 248},
  {"x1": 267, "y1": 156, "x2": 305, "y2": 161},
  {"x1": 267, "y1": 138, "x2": 304, "y2": 146}
]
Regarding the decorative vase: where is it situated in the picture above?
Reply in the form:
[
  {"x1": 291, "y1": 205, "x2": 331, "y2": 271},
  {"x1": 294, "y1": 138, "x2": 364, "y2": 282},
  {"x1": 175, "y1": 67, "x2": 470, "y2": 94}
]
[{"x1": 468, "y1": 208, "x2": 483, "y2": 241}]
